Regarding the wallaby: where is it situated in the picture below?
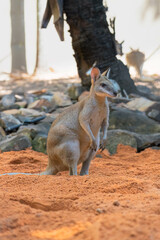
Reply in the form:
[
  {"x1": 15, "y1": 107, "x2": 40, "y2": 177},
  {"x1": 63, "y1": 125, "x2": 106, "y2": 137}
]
[
  {"x1": 125, "y1": 48, "x2": 145, "y2": 78},
  {"x1": 41, "y1": 67, "x2": 118, "y2": 176},
  {"x1": 0, "y1": 68, "x2": 118, "y2": 177},
  {"x1": 126, "y1": 44, "x2": 160, "y2": 78}
]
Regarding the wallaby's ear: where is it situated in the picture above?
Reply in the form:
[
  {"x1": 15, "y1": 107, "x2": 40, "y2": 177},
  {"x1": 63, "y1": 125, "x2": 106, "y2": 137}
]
[
  {"x1": 102, "y1": 68, "x2": 111, "y2": 78},
  {"x1": 91, "y1": 67, "x2": 100, "y2": 84}
]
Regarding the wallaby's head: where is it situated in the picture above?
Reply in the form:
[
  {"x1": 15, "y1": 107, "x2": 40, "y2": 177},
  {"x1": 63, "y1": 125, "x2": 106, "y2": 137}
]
[{"x1": 91, "y1": 67, "x2": 118, "y2": 98}]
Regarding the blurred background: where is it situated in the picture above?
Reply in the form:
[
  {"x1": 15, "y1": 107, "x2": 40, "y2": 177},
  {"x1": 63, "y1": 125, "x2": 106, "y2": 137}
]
[{"x1": 0, "y1": 0, "x2": 160, "y2": 78}]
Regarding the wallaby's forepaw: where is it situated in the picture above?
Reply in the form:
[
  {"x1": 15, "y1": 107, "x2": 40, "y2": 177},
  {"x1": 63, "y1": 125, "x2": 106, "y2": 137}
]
[
  {"x1": 90, "y1": 140, "x2": 97, "y2": 152},
  {"x1": 99, "y1": 139, "x2": 107, "y2": 152}
]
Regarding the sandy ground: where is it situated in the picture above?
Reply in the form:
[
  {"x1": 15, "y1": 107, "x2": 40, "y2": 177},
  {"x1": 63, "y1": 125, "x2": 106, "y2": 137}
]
[{"x1": 0, "y1": 145, "x2": 160, "y2": 240}]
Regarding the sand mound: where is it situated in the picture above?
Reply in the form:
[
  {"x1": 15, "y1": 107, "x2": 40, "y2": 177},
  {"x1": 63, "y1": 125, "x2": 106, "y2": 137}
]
[{"x1": 0, "y1": 145, "x2": 160, "y2": 240}]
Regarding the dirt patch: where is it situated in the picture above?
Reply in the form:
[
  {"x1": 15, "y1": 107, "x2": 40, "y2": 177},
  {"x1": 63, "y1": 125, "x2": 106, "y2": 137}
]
[{"x1": 0, "y1": 145, "x2": 160, "y2": 240}]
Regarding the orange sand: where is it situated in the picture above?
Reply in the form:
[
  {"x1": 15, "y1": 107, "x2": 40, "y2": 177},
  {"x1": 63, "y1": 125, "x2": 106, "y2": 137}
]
[{"x1": 0, "y1": 145, "x2": 160, "y2": 240}]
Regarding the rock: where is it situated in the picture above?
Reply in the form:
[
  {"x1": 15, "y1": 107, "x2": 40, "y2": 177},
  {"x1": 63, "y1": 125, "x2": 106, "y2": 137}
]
[
  {"x1": 2, "y1": 108, "x2": 45, "y2": 117},
  {"x1": 109, "y1": 107, "x2": 160, "y2": 134},
  {"x1": 27, "y1": 89, "x2": 47, "y2": 96},
  {"x1": 15, "y1": 101, "x2": 27, "y2": 108},
  {"x1": 25, "y1": 94, "x2": 35, "y2": 105},
  {"x1": 146, "y1": 103, "x2": 160, "y2": 122},
  {"x1": 40, "y1": 112, "x2": 59, "y2": 124},
  {"x1": 32, "y1": 135, "x2": 47, "y2": 154},
  {"x1": 147, "y1": 109, "x2": 160, "y2": 122},
  {"x1": 135, "y1": 133, "x2": 160, "y2": 152},
  {"x1": 106, "y1": 129, "x2": 160, "y2": 153},
  {"x1": 18, "y1": 122, "x2": 51, "y2": 137},
  {"x1": 109, "y1": 97, "x2": 131, "y2": 104},
  {"x1": 0, "y1": 126, "x2": 6, "y2": 140},
  {"x1": 28, "y1": 99, "x2": 56, "y2": 113},
  {"x1": 52, "y1": 92, "x2": 72, "y2": 107},
  {"x1": 1, "y1": 94, "x2": 15, "y2": 107},
  {"x1": 40, "y1": 95, "x2": 53, "y2": 102},
  {"x1": 0, "y1": 113, "x2": 22, "y2": 132},
  {"x1": 124, "y1": 97, "x2": 155, "y2": 112},
  {"x1": 0, "y1": 103, "x2": 20, "y2": 112},
  {"x1": 0, "y1": 135, "x2": 31, "y2": 152},
  {"x1": 136, "y1": 85, "x2": 151, "y2": 95},
  {"x1": 96, "y1": 208, "x2": 106, "y2": 214},
  {"x1": 40, "y1": 108, "x2": 67, "y2": 124},
  {"x1": 15, "y1": 114, "x2": 46, "y2": 124},
  {"x1": 113, "y1": 201, "x2": 120, "y2": 206},
  {"x1": 106, "y1": 130, "x2": 137, "y2": 154},
  {"x1": 15, "y1": 94, "x2": 24, "y2": 101},
  {"x1": 18, "y1": 108, "x2": 45, "y2": 117},
  {"x1": 2, "y1": 109, "x2": 20, "y2": 115},
  {"x1": 67, "y1": 84, "x2": 83, "y2": 100},
  {"x1": 17, "y1": 128, "x2": 37, "y2": 140}
]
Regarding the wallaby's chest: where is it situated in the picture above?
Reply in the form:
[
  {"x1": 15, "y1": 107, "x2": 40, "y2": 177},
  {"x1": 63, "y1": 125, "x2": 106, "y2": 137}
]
[{"x1": 89, "y1": 106, "x2": 107, "y2": 133}]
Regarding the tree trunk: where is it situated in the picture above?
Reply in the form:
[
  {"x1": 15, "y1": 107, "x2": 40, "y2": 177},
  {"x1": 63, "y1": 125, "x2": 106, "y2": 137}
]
[
  {"x1": 11, "y1": 0, "x2": 26, "y2": 72},
  {"x1": 42, "y1": 0, "x2": 159, "y2": 100},
  {"x1": 63, "y1": 0, "x2": 138, "y2": 95}
]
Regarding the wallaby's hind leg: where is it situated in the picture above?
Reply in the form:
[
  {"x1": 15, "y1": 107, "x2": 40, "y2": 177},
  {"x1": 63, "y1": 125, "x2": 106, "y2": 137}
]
[
  {"x1": 69, "y1": 167, "x2": 73, "y2": 175},
  {"x1": 69, "y1": 166, "x2": 77, "y2": 175},
  {"x1": 80, "y1": 150, "x2": 95, "y2": 176},
  {"x1": 80, "y1": 134, "x2": 100, "y2": 176},
  {"x1": 58, "y1": 140, "x2": 80, "y2": 176},
  {"x1": 69, "y1": 163, "x2": 77, "y2": 176}
]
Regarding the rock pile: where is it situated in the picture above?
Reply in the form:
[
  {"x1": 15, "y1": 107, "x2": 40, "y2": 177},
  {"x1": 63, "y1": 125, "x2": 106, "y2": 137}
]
[{"x1": 0, "y1": 82, "x2": 160, "y2": 154}]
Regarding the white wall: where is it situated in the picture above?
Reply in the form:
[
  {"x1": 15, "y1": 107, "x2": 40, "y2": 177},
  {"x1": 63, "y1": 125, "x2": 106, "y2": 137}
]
[
  {"x1": 107, "y1": 0, "x2": 160, "y2": 75},
  {"x1": 0, "y1": 0, "x2": 11, "y2": 73},
  {"x1": 0, "y1": 0, "x2": 159, "y2": 75}
]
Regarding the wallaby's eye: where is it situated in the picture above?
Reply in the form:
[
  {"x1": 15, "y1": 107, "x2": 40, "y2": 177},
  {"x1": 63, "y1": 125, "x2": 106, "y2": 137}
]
[{"x1": 101, "y1": 83, "x2": 107, "y2": 88}]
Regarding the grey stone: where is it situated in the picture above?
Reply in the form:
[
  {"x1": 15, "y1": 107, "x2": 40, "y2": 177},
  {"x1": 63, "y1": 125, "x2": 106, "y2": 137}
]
[
  {"x1": 18, "y1": 108, "x2": 45, "y2": 117},
  {"x1": 1, "y1": 94, "x2": 15, "y2": 107},
  {"x1": 40, "y1": 95, "x2": 53, "y2": 102},
  {"x1": 109, "y1": 107, "x2": 160, "y2": 134},
  {"x1": 15, "y1": 101, "x2": 27, "y2": 108},
  {"x1": 109, "y1": 97, "x2": 131, "y2": 104},
  {"x1": 1, "y1": 109, "x2": 20, "y2": 115},
  {"x1": 3, "y1": 108, "x2": 44, "y2": 117},
  {"x1": 136, "y1": 85, "x2": 151, "y2": 95},
  {"x1": 106, "y1": 129, "x2": 160, "y2": 153},
  {"x1": 147, "y1": 109, "x2": 160, "y2": 121},
  {"x1": 28, "y1": 99, "x2": 56, "y2": 113},
  {"x1": 146, "y1": 103, "x2": 160, "y2": 122},
  {"x1": 0, "y1": 113, "x2": 22, "y2": 132},
  {"x1": 52, "y1": 92, "x2": 72, "y2": 107},
  {"x1": 15, "y1": 114, "x2": 46, "y2": 124},
  {"x1": 40, "y1": 113, "x2": 58, "y2": 124},
  {"x1": 0, "y1": 126, "x2": 6, "y2": 140},
  {"x1": 135, "y1": 132, "x2": 160, "y2": 152},
  {"x1": 0, "y1": 135, "x2": 31, "y2": 152},
  {"x1": 32, "y1": 135, "x2": 47, "y2": 154},
  {"x1": 18, "y1": 122, "x2": 51, "y2": 136},
  {"x1": 25, "y1": 94, "x2": 35, "y2": 105},
  {"x1": 124, "y1": 97, "x2": 155, "y2": 112},
  {"x1": 17, "y1": 128, "x2": 37, "y2": 140},
  {"x1": 106, "y1": 130, "x2": 137, "y2": 154},
  {"x1": 67, "y1": 84, "x2": 83, "y2": 100},
  {"x1": 40, "y1": 108, "x2": 67, "y2": 124}
]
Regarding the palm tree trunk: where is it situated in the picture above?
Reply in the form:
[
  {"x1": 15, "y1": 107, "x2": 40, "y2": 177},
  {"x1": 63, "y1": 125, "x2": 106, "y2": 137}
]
[
  {"x1": 11, "y1": 0, "x2": 26, "y2": 72},
  {"x1": 63, "y1": 0, "x2": 138, "y2": 95}
]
